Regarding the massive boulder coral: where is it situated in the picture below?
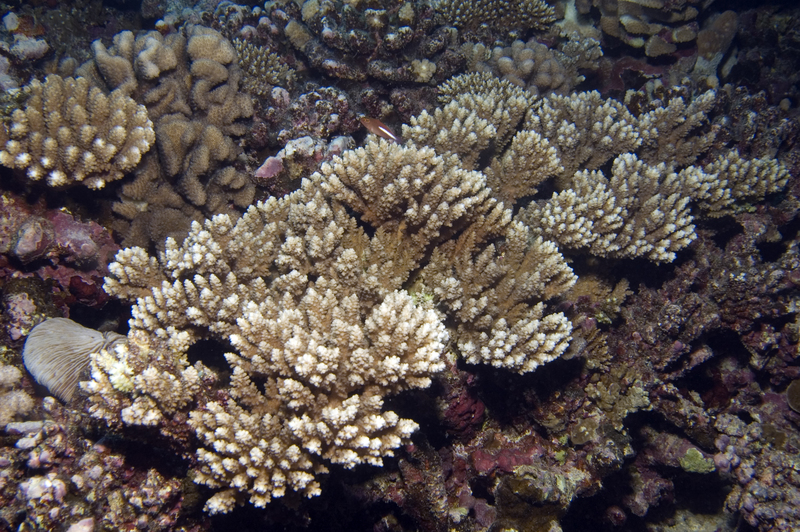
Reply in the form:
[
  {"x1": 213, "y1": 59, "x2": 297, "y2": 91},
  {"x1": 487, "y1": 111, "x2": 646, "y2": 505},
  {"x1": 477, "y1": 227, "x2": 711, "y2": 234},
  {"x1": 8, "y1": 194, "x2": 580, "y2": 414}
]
[{"x1": 0, "y1": 75, "x2": 154, "y2": 189}]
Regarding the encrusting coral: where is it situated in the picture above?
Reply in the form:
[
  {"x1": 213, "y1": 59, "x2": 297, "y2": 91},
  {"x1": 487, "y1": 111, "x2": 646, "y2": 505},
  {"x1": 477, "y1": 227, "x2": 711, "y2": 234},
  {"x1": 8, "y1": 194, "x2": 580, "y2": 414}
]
[{"x1": 0, "y1": 75, "x2": 155, "y2": 189}]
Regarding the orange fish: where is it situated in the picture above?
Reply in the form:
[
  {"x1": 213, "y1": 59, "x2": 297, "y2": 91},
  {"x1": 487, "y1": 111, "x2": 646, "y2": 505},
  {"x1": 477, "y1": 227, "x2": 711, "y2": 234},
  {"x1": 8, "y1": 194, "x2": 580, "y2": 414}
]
[{"x1": 360, "y1": 117, "x2": 400, "y2": 143}]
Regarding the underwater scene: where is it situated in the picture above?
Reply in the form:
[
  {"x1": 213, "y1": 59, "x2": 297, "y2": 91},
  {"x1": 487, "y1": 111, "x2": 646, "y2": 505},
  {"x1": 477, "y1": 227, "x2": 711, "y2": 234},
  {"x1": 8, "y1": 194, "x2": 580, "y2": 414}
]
[{"x1": 0, "y1": 0, "x2": 799, "y2": 530}]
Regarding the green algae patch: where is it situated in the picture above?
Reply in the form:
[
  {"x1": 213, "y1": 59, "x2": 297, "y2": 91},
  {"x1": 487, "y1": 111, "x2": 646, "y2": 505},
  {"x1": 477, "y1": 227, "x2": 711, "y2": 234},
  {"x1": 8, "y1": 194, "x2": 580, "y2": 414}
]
[{"x1": 679, "y1": 447, "x2": 715, "y2": 473}]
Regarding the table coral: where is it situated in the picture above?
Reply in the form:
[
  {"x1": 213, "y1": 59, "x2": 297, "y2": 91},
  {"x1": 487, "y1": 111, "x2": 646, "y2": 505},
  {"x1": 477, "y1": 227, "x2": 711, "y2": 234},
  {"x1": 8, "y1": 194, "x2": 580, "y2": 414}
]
[
  {"x1": 76, "y1": 71, "x2": 798, "y2": 520},
  {"x1": 84, "y1": 126, "x2": 576, "y2": 512},
  {"x1": 518, "y1": 85, "x2": 791, "y2": 262}
]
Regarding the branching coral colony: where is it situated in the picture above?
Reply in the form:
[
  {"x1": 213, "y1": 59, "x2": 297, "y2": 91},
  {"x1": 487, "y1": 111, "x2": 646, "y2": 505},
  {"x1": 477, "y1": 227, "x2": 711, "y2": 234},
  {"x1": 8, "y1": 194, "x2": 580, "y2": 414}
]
[{"x1": 81, "y1": 72, "x2": 789, "y2": 513}]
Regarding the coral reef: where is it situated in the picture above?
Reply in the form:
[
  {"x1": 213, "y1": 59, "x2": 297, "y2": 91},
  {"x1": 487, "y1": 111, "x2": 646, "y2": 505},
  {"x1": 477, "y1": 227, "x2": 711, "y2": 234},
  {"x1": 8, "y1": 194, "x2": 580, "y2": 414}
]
[
  {"x1": 0, "y1": 1, "x2": 798, "y2": 531},
  {"x1": 566, "y1": 213, "x2": 800, "y2": 529},
  {"x1": 714, "y1": 408, "x2": 800, "y2": 531},
  {"x1": 693, "y1": 11, "x2": 739, "y2": 85},
  {"x1": 75, "y1": 68, "x2": 796, "y2": 522},
  {"x1": 1, "y1": 399, "x2": 188, "y2": 531},
  {"x1": 592, "y1": 2, "x2": 747, "y2": 92},
  {"x1": 733, "y1": 6, "x2": 800, "y2": 104},
  {"x1": 0, "y1": 190, "x2": 120, "y2": 334}
]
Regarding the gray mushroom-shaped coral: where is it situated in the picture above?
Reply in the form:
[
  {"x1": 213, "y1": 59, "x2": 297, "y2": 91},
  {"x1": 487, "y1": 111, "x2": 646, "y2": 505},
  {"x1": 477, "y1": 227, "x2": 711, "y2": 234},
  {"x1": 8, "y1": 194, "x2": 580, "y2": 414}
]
[{"x1": 22, "y1": 318, "x2": 126, "y2": 402}]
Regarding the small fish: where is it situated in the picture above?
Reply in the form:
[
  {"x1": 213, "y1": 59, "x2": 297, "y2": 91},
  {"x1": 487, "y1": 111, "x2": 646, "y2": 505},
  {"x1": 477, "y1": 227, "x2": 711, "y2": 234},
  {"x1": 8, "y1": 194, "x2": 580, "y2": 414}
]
[{"x1": 360, "y1": 117, "x2": 400, "y2": 143}]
